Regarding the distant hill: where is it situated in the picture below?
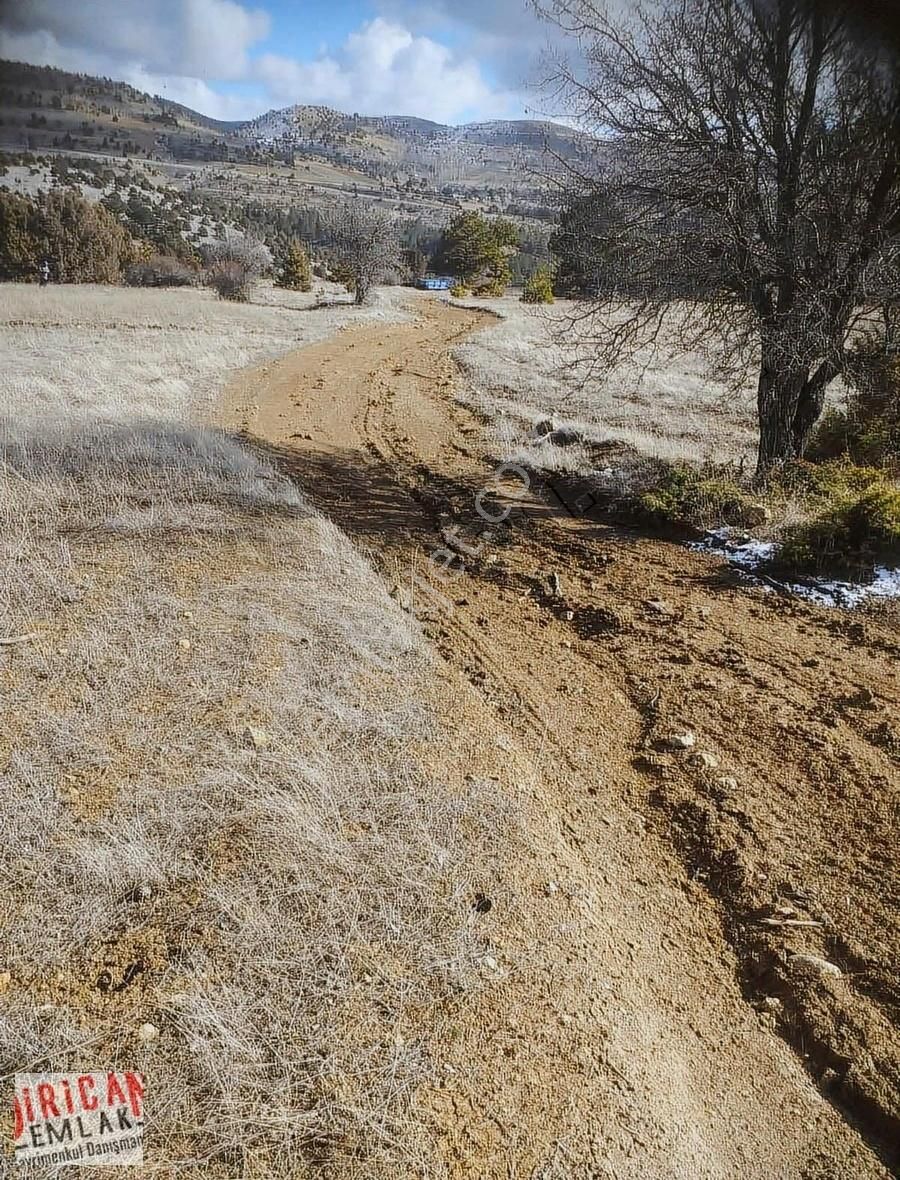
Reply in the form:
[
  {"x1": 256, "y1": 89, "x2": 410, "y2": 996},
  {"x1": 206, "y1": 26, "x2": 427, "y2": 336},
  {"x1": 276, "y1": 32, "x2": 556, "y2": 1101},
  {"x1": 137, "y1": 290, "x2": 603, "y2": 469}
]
[{"x1": 0, "y1": 59, "x2": 582, "y2": 191}]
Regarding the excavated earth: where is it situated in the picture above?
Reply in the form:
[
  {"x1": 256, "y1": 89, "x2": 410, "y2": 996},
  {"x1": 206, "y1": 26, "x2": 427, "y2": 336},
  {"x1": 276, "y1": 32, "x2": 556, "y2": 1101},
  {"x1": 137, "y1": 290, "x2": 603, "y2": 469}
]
[{"x1": 223, "y1": 297, "x2": 899, "y2": 1178}]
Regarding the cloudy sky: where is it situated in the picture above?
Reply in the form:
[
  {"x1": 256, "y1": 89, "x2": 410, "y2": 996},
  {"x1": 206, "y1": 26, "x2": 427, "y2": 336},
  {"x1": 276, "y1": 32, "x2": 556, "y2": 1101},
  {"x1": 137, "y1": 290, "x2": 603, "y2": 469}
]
[{"x1": 0, "y1": 0, "x2": 566, "y2": 124}]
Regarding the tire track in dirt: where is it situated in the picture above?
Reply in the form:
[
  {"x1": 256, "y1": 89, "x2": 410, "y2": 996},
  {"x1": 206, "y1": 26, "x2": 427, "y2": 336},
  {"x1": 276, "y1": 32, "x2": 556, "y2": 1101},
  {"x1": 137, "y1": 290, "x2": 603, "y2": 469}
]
[{"x1": 221, "y1": 296, "x2": 897, "y2": 1177}]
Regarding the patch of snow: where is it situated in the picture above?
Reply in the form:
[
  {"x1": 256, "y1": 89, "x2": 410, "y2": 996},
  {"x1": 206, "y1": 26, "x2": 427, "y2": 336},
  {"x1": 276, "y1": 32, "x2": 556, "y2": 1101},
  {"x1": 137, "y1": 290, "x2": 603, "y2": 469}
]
[
  {"x1": 0, "y1": 164, "x2": 54, "y2": 196},
  {"x1": 692, "y1": 528, "x2": 900, "y2": 608}
]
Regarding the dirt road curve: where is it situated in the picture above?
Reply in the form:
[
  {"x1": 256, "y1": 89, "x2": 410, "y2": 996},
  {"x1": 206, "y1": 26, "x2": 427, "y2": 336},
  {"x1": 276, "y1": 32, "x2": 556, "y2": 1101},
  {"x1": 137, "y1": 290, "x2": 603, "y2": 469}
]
[{"x1": 223, "y1": 298, "x2": 899, "y2": 1178}]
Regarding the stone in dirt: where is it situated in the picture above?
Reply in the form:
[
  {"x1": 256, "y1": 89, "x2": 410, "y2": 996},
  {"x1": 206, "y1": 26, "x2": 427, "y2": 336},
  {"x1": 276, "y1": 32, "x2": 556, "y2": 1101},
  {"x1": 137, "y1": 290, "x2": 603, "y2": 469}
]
[
  {"x1": 243, "y1": 725, "x2": 270, "y2": 750},
  {"x1": 658, "y1": 731, "x2": 697, "y2": 751},
  {"x1": 688, "y1": 750, "x2": 720, "y2": 770},
  {"x1": 645, "y1": 598, "x2": 676, "y2": 616},
  {"x1": 789, "y1": 953, "x2": 842, "y2": 978}
]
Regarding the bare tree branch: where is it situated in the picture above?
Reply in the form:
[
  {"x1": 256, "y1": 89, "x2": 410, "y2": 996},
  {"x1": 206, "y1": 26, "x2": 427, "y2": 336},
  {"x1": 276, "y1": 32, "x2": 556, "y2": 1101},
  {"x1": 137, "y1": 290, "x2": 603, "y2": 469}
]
[{"x1": 536, "y1": 0, "x2": 900, "y2": 478}]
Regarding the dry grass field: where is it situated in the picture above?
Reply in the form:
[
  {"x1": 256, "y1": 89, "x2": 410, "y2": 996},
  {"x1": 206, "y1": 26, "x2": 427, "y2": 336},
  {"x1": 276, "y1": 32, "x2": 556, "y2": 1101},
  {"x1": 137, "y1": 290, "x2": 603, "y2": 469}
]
[
  {"x1": 0, "y1": 282, "x2": 409, "y2": 425},
  {"x1": 453, "y1": 295, "x2": 765, "y2": 471},
  {"x1": 0, "y1": 282, "x2": 520, "y2": 1175}
]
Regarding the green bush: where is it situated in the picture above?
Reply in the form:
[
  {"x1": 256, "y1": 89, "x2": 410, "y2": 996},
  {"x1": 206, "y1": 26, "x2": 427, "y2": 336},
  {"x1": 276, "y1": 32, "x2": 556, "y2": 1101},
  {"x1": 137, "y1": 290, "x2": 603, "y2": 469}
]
[
  {"x1": 808, "y1": 335, "x2": 900, "y2": 467},
  {"x1": 449, "y1": 282, "x2": 469, "y2": 298},
  {"x1": 521, "y1": 266, "x2": 555, "y2": 304},
  {"x1": 473, "y1": 278, "x2": 507, "y2": 297},
  {"x1": 772, "y1": 458, "x2": 886, "y2": 501},
  {"x1": 0, "y1": 189, "x2": 136, "y2": 283},
  {"x1": 0, "y1": 191, "x2": 39, "y2": 280},
  {"x1": 276, "y1": 240, "x2": 312, "y2": 291},
  {"x1": 635, "y1": 463, "x2": 767, "y2": 530},
  {"x1": 778, "y1": 479, "x2": 900, "y2": 576},
  {"x1": 329, "y1": 260, "x2": 356, "y2": 293}
]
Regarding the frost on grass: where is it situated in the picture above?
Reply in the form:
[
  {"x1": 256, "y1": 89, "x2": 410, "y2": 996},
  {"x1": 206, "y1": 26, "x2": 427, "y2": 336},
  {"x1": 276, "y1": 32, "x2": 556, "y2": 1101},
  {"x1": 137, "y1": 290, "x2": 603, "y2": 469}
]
[{"x1": 0, "y1": 419, "x2": 518, "y2": 1176}]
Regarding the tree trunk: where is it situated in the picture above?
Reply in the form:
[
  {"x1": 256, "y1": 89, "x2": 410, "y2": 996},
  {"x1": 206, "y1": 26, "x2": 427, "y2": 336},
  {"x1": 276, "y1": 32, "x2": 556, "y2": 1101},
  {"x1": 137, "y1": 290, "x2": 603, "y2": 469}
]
[
  {"x1": 757, "y1": 368, "x2": 837, "y2": 481},
  {"x1": 791, "y1": 377, "x2": 827, "y2": 456},
  {"x1": 755, "y1": 347, "x2": 805, "y2": 482}
]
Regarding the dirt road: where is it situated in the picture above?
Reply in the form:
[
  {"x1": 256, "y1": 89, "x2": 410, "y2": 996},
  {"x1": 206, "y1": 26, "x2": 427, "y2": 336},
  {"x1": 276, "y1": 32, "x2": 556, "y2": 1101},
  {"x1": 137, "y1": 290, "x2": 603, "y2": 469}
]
[{"x1": 223, "y1": 298, "x2": 898, "y2": 1178}]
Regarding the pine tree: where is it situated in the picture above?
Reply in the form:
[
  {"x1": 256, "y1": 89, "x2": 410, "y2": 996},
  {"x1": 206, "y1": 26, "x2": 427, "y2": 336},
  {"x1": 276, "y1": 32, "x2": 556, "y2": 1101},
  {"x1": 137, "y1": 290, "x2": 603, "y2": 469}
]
[
  {"x1": 434, "y1": 212, "x2": 519, "y2": 295},
  {"x1": 276, "y1": 240, "x2": 312, "y2": 291},
  {"x1": 522, "y1": 266, "x2": 555, "y2": 305}
]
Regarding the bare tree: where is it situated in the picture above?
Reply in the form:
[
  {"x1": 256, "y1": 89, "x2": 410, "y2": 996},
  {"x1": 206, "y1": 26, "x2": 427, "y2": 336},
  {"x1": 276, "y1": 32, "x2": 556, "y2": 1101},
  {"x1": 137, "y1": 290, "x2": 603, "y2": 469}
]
[
  {"x1": 325, "y1": 201, "x2": 400, "y2": 305},
  {"x1": 538, "y1": 0, "x2": 900, "y2": 480},
  {"x1": 202, "y1": 234, "x2": 271, "y2": 302}
]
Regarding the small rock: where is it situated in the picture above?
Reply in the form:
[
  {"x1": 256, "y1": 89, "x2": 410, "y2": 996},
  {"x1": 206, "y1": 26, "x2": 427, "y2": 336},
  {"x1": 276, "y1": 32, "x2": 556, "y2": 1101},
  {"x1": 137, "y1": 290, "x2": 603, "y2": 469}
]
[
  {"x1": 741, "y1": 502, "x2": 771, "y2": 528},
  {"x1": 790, "y1": 953, "x2": 842, "y2": 978},
  {"x1": 548, "y1": 570, "x2": 562, "y2": 596},
  {"x1": 549, "y1": 428, "x2": 581, "y2": 447},
  {"x1": 645, "y1": 598, "x2": 675, "y2": 616},
  {"x1": 482, "y1": 955, "x2": 500, "y2": 972},
  {"x1": 137, "y1": 1022, "x2": 159, "y2": 1043},
  {"x1": 545, "y1": 881, "x2": 560, "y2": 896},
  {"x1": 564, "y1": 609, "x2": 574, "y2": 621},
  {"x1": 659, "y1": 731, "x2": 696, "y2": 751},
  {"x1": 243, "y1": 725, "x2": 270, "y2": 750},
  {"x1": 715, "y1": 775, "x2": 738, "y2": 792},
  {"x1": 0, "y1": 971, "x2": 11, "y2": 993},
  {"x1": 758, "y1": 995, "x2": 782, "y2": 1012},
  {"x1": 688, "y1": 750, "x2": 720, "y2": 770},
  {"x1": 177, "y1": 638, "x2": 191, "y2": 651}
]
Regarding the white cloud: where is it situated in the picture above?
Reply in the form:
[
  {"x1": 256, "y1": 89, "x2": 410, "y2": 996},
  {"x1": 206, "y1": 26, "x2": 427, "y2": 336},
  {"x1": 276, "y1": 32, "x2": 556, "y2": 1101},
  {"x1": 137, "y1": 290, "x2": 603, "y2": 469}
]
[
  {"x1": 3, "y1": 0, "x2": 270, "y2": 80},
  {"x1": 255, "y1": 18, "x2": 522, "y2": 122},
  {"x1": 0, "y1": 2, "x2": 528, "y2": 124}
]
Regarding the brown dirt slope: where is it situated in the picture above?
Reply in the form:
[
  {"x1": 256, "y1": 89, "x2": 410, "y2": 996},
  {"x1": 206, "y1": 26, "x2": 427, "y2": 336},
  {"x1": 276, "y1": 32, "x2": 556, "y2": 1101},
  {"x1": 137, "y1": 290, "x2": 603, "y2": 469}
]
[{"x1": 223, "y1": 297, "x2": 899, "y2": 1178}]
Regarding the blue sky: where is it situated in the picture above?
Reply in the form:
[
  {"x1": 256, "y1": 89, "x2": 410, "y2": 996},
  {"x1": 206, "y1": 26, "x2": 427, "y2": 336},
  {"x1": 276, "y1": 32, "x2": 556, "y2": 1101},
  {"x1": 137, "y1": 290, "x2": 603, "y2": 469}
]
[{"x1": 0, "y1": 0, "x2": 559, "y2": 124}]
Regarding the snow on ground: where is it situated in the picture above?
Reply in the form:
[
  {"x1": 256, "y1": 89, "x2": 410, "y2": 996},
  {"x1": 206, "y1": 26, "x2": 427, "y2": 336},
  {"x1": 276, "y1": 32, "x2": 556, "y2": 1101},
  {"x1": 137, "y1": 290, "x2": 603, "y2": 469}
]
[{"x1": 693, "y1": 529, "x2": 900, "y2": 607}]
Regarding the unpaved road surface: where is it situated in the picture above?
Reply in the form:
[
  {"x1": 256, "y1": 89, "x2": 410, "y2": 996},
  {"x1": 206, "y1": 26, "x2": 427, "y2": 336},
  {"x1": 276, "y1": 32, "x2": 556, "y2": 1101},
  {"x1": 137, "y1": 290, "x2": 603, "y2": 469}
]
[{"x1": 224, "y1": 298, "x2": 899, "y2": 1178}]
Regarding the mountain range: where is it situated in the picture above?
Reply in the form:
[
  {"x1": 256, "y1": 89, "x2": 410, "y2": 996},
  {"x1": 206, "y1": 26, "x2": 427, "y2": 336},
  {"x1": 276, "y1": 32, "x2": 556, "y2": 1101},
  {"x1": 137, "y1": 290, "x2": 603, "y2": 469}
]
[{"x1": 0, "y1": 60, "x2": 581, "y2": 190}]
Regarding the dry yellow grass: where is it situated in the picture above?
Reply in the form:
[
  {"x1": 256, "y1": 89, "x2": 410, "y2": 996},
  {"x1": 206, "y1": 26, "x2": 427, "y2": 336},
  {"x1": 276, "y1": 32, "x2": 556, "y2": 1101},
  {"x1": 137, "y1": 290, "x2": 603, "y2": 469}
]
[
  {"x1": 0, "y1": 283, "x2": 514, "y2": 1175},
  {"x1": 0, "y1": 281, "x2": 410, "y2": 425},
  {"x1": 452, "y1": 295, "x2": 764, "y2": 469}
]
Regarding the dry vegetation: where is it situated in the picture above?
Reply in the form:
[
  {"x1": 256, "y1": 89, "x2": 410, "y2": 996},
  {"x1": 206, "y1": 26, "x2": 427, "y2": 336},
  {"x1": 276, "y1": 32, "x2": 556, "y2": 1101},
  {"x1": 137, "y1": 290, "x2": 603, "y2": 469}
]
[
  {"x1": 450, "y1": 297, "x2": 900, "y2": 580},
  {"x1": 453, "y1": 295, "x2": 764, "y2": 471},
  {"x1": 0, "y1": 282, "x2": 409, "y2": 424},
  {"x1": 0, "y1": 283, "x2": 521, "y2": 1175}
]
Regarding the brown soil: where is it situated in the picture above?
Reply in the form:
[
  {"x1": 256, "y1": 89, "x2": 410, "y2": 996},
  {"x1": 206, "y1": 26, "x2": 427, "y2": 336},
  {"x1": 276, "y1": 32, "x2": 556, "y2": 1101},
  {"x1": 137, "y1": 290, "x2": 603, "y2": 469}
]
[{"x1": 223, "y1": 297, "x2": 899, "y2": 1178}]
